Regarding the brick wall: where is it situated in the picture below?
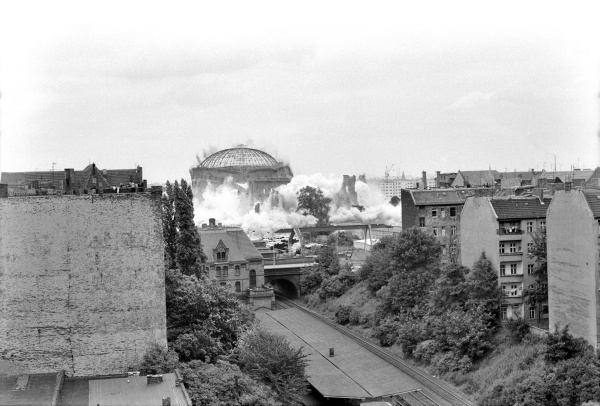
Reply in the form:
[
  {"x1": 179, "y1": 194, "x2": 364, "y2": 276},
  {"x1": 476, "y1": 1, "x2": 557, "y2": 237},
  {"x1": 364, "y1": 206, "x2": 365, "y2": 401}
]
[{"x1": 0, "y1": 193, "x2": 167, "y2": 376}]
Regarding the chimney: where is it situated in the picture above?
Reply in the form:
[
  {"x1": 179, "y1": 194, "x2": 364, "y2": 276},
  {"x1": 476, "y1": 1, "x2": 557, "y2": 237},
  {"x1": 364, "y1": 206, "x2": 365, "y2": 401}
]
[
  {"x1": 209, "y1": 218, "x2": 216, "y2": 227},
  {"x1": 64, "y1": 169, "x2": 75, "y2": 194},
  {"x1": 421, "y1": 171, "x2": 427, "y2": 190},
  {"x1": 436, "y1": 171, "x2": 441, "y2": 189}
]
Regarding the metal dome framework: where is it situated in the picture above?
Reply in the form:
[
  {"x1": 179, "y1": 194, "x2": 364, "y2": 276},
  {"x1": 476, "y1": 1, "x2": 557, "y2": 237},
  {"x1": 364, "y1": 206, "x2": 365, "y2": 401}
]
[{"x1": 200, "y1": 146, "x2": 279, "y2": 169}]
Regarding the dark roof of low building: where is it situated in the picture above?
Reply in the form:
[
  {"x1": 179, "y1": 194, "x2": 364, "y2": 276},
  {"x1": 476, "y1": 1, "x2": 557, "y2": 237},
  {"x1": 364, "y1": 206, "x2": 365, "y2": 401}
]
[
  {"x1": 582, "y1": 189, "x2": 600, "y2": 218},
  {"x1": 406, "y1": 188, "x2": 494, "y2": 206},
  {"x1": 0, "y1": 372, "x2": 61, "y2": 406},
  {"x1": 1, "y1": 165, "x2": 142, "y2": 188},
  {"x1": 490, "y1": 197, "x2": 550, "y2": 219},
  {"x1": 199, "y1": 227, "x2": 264, "y2": 262},
  {"x1": 539, "y1": 169, "x2": 594, "y2": 181}
]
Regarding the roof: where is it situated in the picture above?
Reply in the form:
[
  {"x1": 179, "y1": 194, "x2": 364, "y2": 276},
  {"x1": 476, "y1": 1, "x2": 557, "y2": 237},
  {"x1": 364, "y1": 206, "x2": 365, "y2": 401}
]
[
  {"x1": 539, "y1": 169, "x2": 594, "y2": 181},
  {"x1": 490, "y1": 197, "x2": 550, "y2": 219},
  {"x1": 406, "y1": 188, "x2": 493, "y2": 206},
  {"x1": 0, "y1": 372, "x2": 61, "y2": 406},
  {"x1": 199, "y1": 227, "x2": 264, "y2": 262},
  {"x1": 582, "y1": 189, "x2": 600, "y2": 218},
  {"x1": 199, "y1": 146, "x2": 279, "y2": 168},
  {"x1": 1, "y1": 165, "x2": 142, "y2": 188},
  {"x1": 454, "y1": 170, "x2": 499, "y2": 186}
]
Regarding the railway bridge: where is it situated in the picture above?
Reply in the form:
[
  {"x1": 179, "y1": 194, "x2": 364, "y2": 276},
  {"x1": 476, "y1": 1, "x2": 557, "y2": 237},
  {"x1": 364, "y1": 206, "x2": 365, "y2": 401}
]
[{"x1": 263, "y1": 257, "x2": 314, "y2": 298}]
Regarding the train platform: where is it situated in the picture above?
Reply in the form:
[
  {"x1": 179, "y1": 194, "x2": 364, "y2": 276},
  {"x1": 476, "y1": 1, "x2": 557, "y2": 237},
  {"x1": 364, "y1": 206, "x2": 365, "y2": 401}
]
[{"x1": 256, "y1": 308, "x2": 422, "y2": 400}]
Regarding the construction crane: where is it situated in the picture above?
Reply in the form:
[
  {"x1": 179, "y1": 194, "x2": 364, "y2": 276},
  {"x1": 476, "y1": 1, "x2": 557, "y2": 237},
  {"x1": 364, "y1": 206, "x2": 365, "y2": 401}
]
[{"x1": 384, "y1": 164, "x2": 394, "y2": 180}]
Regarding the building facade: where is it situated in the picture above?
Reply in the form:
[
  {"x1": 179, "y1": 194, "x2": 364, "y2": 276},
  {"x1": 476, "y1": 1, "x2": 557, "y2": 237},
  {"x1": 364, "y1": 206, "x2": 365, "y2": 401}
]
[
  {"x1": 190, "y1": 145, "x2": 293, "y2": 204},
  {"x1": 0, "y1": 189, "x2": 166, "y2": 376},
  {"x1": 546, "y1": 189, "x2": 600, "y2": 350},
  {"x1": 401, "y1": 188, "x2": 494, "y2": 263},
  {"x1": 199, "y1": 219, "x2": 273, "y2": 309},
  {"x1": 460, "y1": 196, "x2": 550, "y2": 322}
]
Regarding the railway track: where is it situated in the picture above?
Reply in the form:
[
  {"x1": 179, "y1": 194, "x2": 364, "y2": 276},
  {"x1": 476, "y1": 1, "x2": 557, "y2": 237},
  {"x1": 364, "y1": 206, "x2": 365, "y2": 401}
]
[{"x1": 273, "y1": 293, "x2": 473, "y2": 406}]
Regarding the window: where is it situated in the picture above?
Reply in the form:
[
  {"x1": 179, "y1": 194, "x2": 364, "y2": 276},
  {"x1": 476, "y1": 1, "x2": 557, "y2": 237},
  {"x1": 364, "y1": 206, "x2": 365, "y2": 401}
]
[
  {"x1": 450, "y1": 207, "x2": 456, "y2": 217},
  {"x1": 529, "y1": 306, "x2": 536, "y2": 319},
  {"x1": 440, "y1": 208, "x2": 446, "y2": 218},
  {"x1": 527, "y1": 222, "x2": 533, "y2": 233},
  {"x1": 540, "y1": 220, "x2": 546, "y2": 231},
  {"x1": 527, "y1": 243, "x2": 533, "y2": 253},
  {"x1": 433, "y1": 227, "x2": 438, "y2": 236},
  {"x1": 235, "y1": 281, "x2": 241, "y2": 292},
  {"x1": 223, "y1": 266, "x2": 228, "y2": 276},
  {"x1": 510, "y1": 263, "x2": 517, "y2": 275},
  {"x1": 249, "y1": 270, "x2": 256, "y2": 288},
  {"x1": 509, "y1": 243, "x2": 517, "y2": 253},
  {"x1": 509, "y1": 284, "x2": 519, "y2": 297},
  {"x1": 528, "y1": 264, "x2": 534, "y2": 275},
  {"x1": 216, "y1": 266, "x2": 221, "y2": 277},
  {"x1": 450, "y1": 225, "x2": 456, "y2": 236},
  {"x1": 216, "y1": 252, "x2": 221, "y2": 260},
  {"x1": 235, "y1": 265, "x2": 240, "y2": 276},
  {"x1": 441, "y1": 226, "x2": 446, "y2": 236},
  {"x1": 501, "y1": 306, "x2": 507, "y2": 320},
  {"x1": 500, "y1": 243, "x2": 506, "y2": 254},
  {"x1": 432, "y1": 209, "x2": 437, "y2": 218},
  {"x1": 419, "y1": 217, "x2": 425, "y2": 227},
  {"x1": 500, "y1": 264, "x2": 506, "y2": 276}
]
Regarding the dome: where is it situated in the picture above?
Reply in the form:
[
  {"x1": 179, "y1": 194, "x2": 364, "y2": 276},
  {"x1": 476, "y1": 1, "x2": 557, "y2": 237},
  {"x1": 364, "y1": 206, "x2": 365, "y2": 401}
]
[{"x1": 200, "y1": 146, "x2": 279, "y2": 168}]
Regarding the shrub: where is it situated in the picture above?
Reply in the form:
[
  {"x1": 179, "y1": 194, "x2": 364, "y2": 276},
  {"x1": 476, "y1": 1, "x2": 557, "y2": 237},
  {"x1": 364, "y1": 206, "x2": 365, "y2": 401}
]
[
  {"x1": 505, "y1": 317, "x2": 530, "y2": 343},
  {"x1": 349, "y1": 308, "x2": 361, "y2": 325},
  {"x1": 544, "y1": 325, "x2": 592, "y2": 364},
  {"x1": 335, "y1": 305, "x2": 353, "y2": 325},
  {"x1": 374, "y1": 318, "x2": 399, "y2": 347},
  {"x1": 139, "y1": 343, "x2": 179, "y2": 375},
  {"x1": 413, "y1": 339, "x2": 439, "y2": 364}
]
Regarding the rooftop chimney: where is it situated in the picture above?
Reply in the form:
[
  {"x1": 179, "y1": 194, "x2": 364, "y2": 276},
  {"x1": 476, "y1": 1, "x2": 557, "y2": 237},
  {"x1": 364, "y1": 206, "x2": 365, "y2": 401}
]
[
  {"x1": 421, "y1": 171, "x2": 427, "y2": 190},
  {"x1": 436, "y1": 171, "x2": 441, "y2": 189}
]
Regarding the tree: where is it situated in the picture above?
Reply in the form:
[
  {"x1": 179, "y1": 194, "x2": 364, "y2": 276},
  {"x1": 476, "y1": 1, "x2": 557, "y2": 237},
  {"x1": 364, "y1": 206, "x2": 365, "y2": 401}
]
[
  {"x1": 139, "y1": 343, "x2": 179, "y2": 375},
  {"x1": 174, "y1": 179, "x2": 206, "y2": 277},
  {"x1": 236, "y1": 325, "x2": 308, "y2": 405},
  {"x1": 297, "y1": 186, "x2": 332, "y2": 225},
  {"x1": 523, "y1": 229, "x2": 547, "y2": 322},
  {"x1": 165, "y1": 269, "x2": 254, "y2": 362},
  {"x1": 544, "y1": 325, "x2": 591, "y2": 364},
  {"x1": 391, "y1": 227, "x2": 442, "y2": 274},
  {"x1": 162, "y1": 181, "x2": 178, "y2": 270},
  {"x1": 180, "y1": 360, "x2": 279, "y2": 406},
  {"x1": 465, "y1": 252, "x2": 505, "y2": 327},
  {"x1": 428, "y1": 263, "x2": 470, "y2": 314},
  {"x1": 389, "y1": 195, "x2": 400, "y2": 206}
]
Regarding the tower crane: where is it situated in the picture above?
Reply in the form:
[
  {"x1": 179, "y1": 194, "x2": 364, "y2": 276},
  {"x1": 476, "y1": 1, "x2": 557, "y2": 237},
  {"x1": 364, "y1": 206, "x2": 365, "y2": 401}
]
[{"x1": 385, "y1": 164, "x2": 394, "y2": 180}]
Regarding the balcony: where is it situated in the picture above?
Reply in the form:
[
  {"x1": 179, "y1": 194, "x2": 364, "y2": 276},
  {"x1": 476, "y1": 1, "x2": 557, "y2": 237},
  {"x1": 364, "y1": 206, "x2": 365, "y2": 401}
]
[
  {"x1": 500, "y1": 274, "x2": 524, "y2": 283},
  {"x1": 498, "y1": 228, "x2": 523, "y2": 235}
]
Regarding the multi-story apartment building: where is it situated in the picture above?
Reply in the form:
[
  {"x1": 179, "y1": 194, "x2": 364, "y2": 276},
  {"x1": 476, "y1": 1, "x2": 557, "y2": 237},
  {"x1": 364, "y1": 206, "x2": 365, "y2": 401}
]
[
  {"x1": 547, "y1": 188, "x2": 600, "y2": 350},
  {"x1": 401, "y1": 188, "x2": 493, "y2": 264},
  {"x1": 460, "y1": 196, "x2": 550, "y2": 323}
]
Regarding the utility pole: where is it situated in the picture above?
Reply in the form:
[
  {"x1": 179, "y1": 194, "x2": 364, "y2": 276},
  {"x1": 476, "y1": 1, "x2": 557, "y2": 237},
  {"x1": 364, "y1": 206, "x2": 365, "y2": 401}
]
[{"x1": 52, "y1": 162, "x2": 56, "y2": 187}]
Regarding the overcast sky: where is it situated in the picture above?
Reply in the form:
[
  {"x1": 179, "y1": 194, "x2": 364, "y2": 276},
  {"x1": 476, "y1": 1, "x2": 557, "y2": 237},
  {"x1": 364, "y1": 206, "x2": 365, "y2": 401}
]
[{"x1": 1, "y1": 1, "x2": 598, "y2": 183}]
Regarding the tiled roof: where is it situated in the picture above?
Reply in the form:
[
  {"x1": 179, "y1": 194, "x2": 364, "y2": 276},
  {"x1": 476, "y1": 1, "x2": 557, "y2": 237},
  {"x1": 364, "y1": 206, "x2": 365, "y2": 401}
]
[
  {"x1": 490, "y1": 197, "x2": 550, "y2": 219},
  {"x1": 582, "y1": 189, "x2": 600, "y2": 218},
  {"x1": 540, "y1": 169, "x2": 594, "y2": 181},
  {"x1": 409, "y1": 188, "x2": 494, "y2": 205},
  {"x1": 200, "y1": 228, "x2": 264, "y2": 263}
]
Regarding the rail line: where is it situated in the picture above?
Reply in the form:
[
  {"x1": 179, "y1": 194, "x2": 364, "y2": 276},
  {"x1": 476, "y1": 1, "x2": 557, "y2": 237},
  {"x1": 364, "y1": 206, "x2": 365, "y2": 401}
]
[{"x1": 274, "y1": 293, "x2": 473, "y2": 406}]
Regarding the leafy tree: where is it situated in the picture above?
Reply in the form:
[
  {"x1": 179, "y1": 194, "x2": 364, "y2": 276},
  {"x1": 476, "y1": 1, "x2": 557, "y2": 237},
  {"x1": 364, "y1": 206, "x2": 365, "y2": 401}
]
[
  {"x1": 296, "y1": 186, "x2": 332, "y2": 225},
  {"x1": 391, "y1": 227, "x2": 442, "y2": 274},
  {"x1": 166, "y1": 269, "x2": 254, "y2": 362},
  {"x1": 389, "y1": 195, "x2": 400, "y2": 206},
  {"x1": 544, "y1": 325, "x2": 592, "y2": 364},
  {"x1": 315, "y1": 242, "x2": 340, "y2": 275},
  {"x1": 180, "y1": 360, "x2": 279, "y2": 406},
  {"x1": 465, "y1": 252, "x2": 505, "y2": 327},
  {"x1": 236, "y1": 325, "x2": 308, "y2": 405},
  {"x1": 428, "y1": 263, "x2": 470, "y2": 314},
  {"x1": 174, "y1": 179, "x2": 206, "y2": 277},
  {"x1": 162, "y1": 181, "x2": 178, "y2": 270},
  {"x1": 139, "y1": 343, "x2": 179, "y2": 375},
  {"x1": 359, "y1": 237, "x2": 397, "y2": 293},
  {"x1": 523, "y1": 229, "x2": 547, "y2": 321},
  {"x1": 299, "y1": 266, "x2": 324, "y2": 294}
]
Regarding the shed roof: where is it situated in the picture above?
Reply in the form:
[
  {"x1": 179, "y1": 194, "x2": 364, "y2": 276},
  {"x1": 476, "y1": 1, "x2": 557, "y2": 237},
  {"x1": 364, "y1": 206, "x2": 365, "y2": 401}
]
[{"x1": 490, "y1": 197, "x2": 550, "y2": 220}]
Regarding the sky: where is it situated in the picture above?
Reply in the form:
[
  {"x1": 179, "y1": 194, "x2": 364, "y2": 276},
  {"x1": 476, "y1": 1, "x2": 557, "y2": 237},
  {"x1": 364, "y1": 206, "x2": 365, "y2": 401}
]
[{"x1": 1, "y1": 1, "x2": 599, "y2": 184}]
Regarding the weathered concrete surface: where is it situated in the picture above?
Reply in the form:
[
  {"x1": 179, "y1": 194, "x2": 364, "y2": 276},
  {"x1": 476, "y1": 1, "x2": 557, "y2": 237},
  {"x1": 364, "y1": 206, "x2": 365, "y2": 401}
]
[
  {"x1": 547, "y1": 190, "x2": 599, "y2": 350},
  {"x1": 0, "y1": 194, "x2": 166, "y2": 376},
  {"x1": 257, "y1": 308, "x2": 421, "y2": 399}
]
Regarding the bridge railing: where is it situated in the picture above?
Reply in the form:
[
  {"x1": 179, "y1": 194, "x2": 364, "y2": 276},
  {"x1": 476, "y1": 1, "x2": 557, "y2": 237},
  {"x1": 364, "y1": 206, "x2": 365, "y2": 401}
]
[{"x1": 267, "y1": 256, "x2": 317, "y2": 265}]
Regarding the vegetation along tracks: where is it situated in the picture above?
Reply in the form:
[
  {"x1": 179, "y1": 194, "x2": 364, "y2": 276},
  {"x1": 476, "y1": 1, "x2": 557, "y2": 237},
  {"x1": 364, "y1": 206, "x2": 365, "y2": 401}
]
[{"x1": 273, "y1": 293, "x2": 473, "y2": 406}]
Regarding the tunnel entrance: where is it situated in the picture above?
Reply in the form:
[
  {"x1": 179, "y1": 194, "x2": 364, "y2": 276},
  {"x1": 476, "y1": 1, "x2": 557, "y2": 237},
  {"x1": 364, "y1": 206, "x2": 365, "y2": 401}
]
[{"x1": 267, "y1": 278, "x2": 300, "y2": 299}]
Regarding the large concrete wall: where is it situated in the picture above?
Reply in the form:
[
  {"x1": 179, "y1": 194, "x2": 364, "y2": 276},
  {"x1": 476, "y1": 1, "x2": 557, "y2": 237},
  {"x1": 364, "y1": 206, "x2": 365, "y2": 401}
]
[
  {"x1": 460, "y1": 197, "x2": 499, "y2": 268},
  {"x1": 547, "y1": 190, "x2": 599, "y2": 349},
  {"x1": 0, "y1": 193, "x2": 166, "y2": 376}
]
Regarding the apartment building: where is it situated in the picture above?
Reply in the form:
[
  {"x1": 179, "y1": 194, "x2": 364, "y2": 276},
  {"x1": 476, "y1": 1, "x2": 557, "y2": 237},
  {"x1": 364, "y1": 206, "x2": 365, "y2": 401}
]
[
  {"x1": 401, "y1": 188, "x2": 493, "y2": 264},
  {"x1": 547, "y1": 188, "x2": 600, "y2": 350},
  {"x1": 460, "y1": 196, "x2": 550, "y2": 323}
]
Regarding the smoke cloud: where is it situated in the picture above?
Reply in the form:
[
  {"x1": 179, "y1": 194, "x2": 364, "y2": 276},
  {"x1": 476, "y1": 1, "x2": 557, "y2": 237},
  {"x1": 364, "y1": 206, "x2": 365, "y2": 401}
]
[{"x1": 193, "y1": 173, "x2": 401, "y2": 237}]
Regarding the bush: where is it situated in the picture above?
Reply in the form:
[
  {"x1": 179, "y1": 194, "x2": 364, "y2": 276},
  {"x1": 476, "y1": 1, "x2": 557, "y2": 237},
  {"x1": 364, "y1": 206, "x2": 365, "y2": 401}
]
[
  {"x1": 505, "y1": 317, "x2": 530, "y2": 343},
  {"x1": 374, "y1": 318, "x2": 399, "y2": 347},
  {"x1": 413, "y1": 339, "x2": 439, "y2": 364},
  {"x1": 349, "y1": 308, "x2": 361, "y2": 325},
  {"x1": 544, "y1": 325, "x2": 592, "y2": 364},
  {"x1": 139, "y1": 343, "x2": 179, "y2": 375},
  {"x1": 335, "y1": 305, "x2": 353, "y2": 325}
]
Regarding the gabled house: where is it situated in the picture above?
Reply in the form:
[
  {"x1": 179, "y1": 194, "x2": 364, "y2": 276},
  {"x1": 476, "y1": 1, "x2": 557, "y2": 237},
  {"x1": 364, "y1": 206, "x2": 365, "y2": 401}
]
[{"x1": 199, "y1": 218, "x2": 273, "y2": 309}]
